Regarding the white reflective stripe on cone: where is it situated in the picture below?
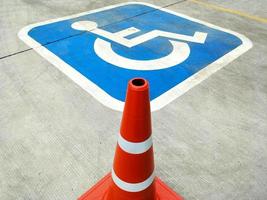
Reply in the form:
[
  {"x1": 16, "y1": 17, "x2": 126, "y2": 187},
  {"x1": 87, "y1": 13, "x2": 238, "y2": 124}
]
[
  {"x1": 118, "y1": 134, "x2": 153, "y2": 154},
  {"x1": 111, "y1": 168, "x2": 155, "y2": 192}
]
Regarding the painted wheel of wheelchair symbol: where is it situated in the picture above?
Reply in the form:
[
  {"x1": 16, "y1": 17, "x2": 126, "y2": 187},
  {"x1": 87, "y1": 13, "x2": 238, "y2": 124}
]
[{"x1": 71, "y1": 21, "x2": 208, "y2": 70}]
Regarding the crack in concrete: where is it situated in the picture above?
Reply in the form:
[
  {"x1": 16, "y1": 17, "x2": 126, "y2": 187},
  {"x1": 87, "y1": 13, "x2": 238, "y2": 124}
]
[{"x1": 0, "y1": 0, "x2": 186, "y2": 61}]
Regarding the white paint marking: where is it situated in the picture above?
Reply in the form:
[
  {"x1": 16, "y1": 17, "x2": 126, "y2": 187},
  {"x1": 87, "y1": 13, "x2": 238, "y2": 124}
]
[
  {"x1": 115, "y1": 27, "x2": 141, "y2": 37},
  {"x1": 71, "y1": 20, "x2": 205, "y2": 70},
  {"x1": 72, "y1": 20, "x2": 207, "y2": 48},
  {"x1": 111, "y1": 168, "x2": 155, "y2": 192},
  {"x1": 18, "y1": 2, "x2": 253, "y2": 112},
  {"x1": 94, "y1": 38, "x2": 190, "y2": 70}
]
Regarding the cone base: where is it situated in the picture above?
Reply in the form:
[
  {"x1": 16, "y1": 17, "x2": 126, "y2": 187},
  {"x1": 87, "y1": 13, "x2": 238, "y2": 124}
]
[
  {"x1": 154, "y1": 177, "x2": 184, "y2": 200},
  {"x1": 78, "y1": 173, "x2": 183, "y2": 200}
]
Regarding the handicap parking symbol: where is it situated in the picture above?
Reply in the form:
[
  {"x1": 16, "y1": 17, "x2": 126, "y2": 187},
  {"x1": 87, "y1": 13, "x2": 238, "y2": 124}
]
[{"x1": 19, "y1": 2, "x2": 252, "y2": 111}]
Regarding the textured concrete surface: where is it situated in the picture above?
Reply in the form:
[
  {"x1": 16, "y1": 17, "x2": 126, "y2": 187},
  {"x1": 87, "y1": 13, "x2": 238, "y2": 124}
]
[
  {"x1": 0, "y1": 0, "x2": 267, "y2": 200},
  {"x1": 203, "y1": 0, "x2": 267, "y2": 17}
]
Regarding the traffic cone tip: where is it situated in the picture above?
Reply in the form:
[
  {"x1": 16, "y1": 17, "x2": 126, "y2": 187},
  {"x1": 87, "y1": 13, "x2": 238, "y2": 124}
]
[{"x1": 129, "y1": 78, "x2": 149, "y2": 91}]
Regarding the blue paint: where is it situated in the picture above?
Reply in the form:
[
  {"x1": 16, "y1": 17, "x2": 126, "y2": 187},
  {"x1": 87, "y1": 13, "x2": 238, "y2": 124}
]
[{"x1": 28, "y1": 4, "x2": 242, "y2": 102}]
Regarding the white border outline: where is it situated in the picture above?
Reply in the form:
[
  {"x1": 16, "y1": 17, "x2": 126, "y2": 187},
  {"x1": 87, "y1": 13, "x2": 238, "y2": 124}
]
[{"x1": 18, "y1": 2, "x2": 253, "y2": 112}]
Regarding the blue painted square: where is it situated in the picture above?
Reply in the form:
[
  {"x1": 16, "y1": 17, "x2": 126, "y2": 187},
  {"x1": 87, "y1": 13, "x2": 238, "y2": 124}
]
[{"x1": 21, "y1": 3, "x2": 251, "y2": 111}]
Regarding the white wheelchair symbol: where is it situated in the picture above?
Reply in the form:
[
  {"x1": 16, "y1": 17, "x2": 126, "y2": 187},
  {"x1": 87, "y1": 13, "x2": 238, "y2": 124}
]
[{"x1": 71, "y1": 21, "x2": 208, "y2": 70}]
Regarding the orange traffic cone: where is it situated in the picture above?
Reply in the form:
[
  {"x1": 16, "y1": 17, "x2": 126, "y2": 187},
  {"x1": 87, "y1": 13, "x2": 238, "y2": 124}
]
[{"x1": 79, "y1": 78, "x2": 183, "y2": 200}]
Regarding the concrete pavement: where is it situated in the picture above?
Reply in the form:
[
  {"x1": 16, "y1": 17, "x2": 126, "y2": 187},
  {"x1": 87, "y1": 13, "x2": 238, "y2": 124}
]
[{"x1": 0, "y1": 0, "x2": 267, "y2": 199}]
